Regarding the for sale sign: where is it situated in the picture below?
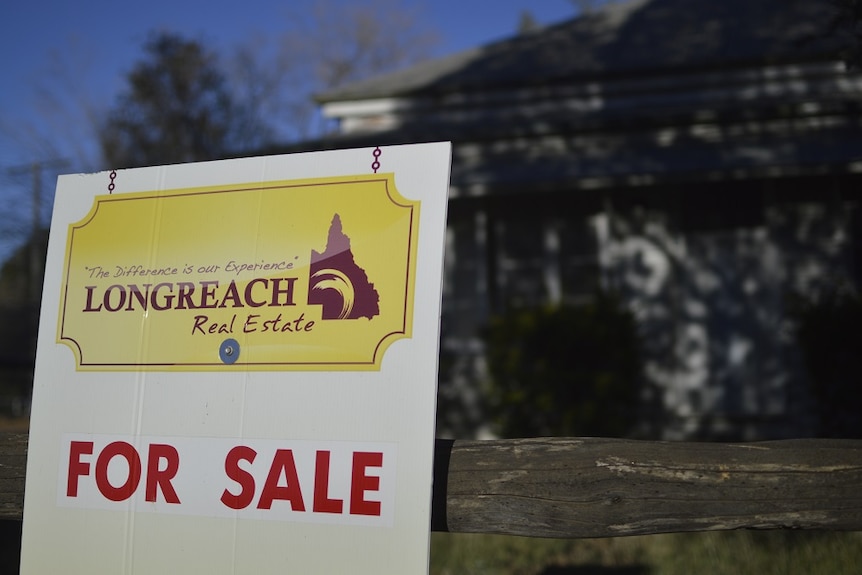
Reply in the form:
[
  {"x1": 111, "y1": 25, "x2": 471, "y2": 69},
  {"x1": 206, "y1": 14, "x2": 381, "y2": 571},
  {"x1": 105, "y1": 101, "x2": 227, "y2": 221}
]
[
  {"x1": 61, "y1": 433, "x2": 397, "y2": 527},
  {"x1": 21, "y1": 143, "x2": 451, "y2": 574}
]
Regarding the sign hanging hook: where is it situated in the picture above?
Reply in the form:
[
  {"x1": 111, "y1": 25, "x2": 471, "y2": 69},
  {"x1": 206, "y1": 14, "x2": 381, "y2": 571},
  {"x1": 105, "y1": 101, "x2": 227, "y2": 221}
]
[{"x1": 371, "y1": 147, "x2": 382, "y2": 173}]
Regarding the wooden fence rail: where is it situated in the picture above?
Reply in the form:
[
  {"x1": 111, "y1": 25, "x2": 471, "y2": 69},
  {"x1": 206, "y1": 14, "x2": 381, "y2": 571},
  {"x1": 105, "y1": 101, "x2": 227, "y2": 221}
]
[{"x1": 3, "y1": 433, "x2": 861, "y2": 538}]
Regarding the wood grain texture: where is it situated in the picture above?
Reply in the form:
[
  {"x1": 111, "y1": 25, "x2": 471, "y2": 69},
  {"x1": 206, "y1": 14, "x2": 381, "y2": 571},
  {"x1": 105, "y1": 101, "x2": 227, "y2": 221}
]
[
  {"x1": 0, "y1": 433, "x2": 27, "y2": 520},
  {"x1": 3, "y1": 433, "x2": 861, "y2": 538},
  {"x1": 439, "y1": 437, "x2": 862, "y2": 538}
]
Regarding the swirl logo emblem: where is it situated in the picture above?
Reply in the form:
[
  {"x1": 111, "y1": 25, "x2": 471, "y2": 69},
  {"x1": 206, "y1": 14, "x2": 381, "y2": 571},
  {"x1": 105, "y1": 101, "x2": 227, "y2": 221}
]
[{"x1": 308, "y1": 214, "x2": 381, "y2": 321}]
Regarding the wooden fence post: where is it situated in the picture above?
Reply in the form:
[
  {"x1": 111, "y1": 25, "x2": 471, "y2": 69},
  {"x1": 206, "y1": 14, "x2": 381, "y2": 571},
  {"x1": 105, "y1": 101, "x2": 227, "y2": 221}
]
[{"x1": 435, "y1": 437, "x2": 862, "y2": 537}]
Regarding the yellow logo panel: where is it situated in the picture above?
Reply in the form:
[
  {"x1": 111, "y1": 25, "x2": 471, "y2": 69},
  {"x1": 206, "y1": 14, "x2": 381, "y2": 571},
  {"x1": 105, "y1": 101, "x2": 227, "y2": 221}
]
[{"x1": 57, "y1": 174, "x2": 419, "y2": 370}]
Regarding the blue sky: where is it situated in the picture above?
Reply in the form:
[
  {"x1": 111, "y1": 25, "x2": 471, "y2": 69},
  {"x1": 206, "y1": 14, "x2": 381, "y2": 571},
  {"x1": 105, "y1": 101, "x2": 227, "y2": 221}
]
[{"x1": 0, "y1": 0, "x2": 576, "y2": 261}]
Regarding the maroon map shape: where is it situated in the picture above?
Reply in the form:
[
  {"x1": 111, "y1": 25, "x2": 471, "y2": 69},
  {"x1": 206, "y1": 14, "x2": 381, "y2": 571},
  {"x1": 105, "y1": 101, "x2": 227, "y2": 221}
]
[{"x1": 308, "y1": 214, "x2": 380, "y2": 320}]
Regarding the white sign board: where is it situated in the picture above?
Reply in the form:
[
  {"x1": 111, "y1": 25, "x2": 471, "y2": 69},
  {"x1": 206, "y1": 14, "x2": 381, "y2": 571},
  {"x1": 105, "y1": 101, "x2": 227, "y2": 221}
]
[{"x1": 21, "y1": 143, "x2": 451, "y2": 573}]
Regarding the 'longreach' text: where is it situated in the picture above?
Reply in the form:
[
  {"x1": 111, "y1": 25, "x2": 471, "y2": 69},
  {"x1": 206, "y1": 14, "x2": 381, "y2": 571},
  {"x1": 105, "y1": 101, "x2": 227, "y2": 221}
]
[{"x1": 82, "y1": 278, "x2": 298, "y2": 312}]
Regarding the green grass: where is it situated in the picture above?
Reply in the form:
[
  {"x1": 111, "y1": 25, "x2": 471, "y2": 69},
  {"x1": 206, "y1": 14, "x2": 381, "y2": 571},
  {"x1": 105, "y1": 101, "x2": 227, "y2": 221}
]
[{"x1": 430, "y1": 531, "x2": 862, "y2": 575}]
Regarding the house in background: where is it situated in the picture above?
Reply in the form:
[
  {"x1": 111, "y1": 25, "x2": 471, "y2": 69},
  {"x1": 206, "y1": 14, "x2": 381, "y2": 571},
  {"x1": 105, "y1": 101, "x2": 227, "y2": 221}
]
[{"x1": 284, "y1": 0, "x2": 862, "y2": 440}]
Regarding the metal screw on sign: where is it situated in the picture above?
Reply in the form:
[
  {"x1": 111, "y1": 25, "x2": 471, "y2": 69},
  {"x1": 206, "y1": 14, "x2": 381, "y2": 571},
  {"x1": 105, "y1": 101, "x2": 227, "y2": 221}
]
[
  {"x1": 108, "y1": 170, "x2": 116, "y2": 194},
  {"x1": 372, "y1": 147, "x2": 382, "y2": 173},
  {"x1": 219, "y1": 338, "x2": 240, "y2": 364}
]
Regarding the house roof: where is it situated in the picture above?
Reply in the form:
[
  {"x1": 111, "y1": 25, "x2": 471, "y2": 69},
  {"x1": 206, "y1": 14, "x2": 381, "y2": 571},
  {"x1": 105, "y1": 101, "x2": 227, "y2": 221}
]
[
  {"x1": 275, "y1": 0, "x2": 862, "y2": 196},
  {"x1": 316, "y1": 0, "x2": 849, "y2": 103}
]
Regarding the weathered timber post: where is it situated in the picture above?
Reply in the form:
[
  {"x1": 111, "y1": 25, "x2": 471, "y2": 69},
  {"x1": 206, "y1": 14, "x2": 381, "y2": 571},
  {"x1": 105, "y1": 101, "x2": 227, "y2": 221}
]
[
  {"x1": 433, "y1": 437, "x2": 862, "y2": 538},
  {"x1": 3, "y1": 433, "x2": 861, "y2": 538},
  {"x1": 0, "y1": 433, "x2": 27, "y2": 520}
]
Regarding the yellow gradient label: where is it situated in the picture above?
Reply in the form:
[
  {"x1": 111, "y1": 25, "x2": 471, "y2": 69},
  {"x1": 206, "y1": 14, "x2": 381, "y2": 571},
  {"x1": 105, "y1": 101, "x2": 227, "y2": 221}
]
[{"x1": 57, "y1": 174, "x2": 419, "y2": 370}]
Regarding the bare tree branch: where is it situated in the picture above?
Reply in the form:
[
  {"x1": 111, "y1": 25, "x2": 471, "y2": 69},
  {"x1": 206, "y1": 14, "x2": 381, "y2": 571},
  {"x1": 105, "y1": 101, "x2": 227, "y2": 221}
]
[{"x1": 228, "y1": 0, "x2": 439, "y2": 141}]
